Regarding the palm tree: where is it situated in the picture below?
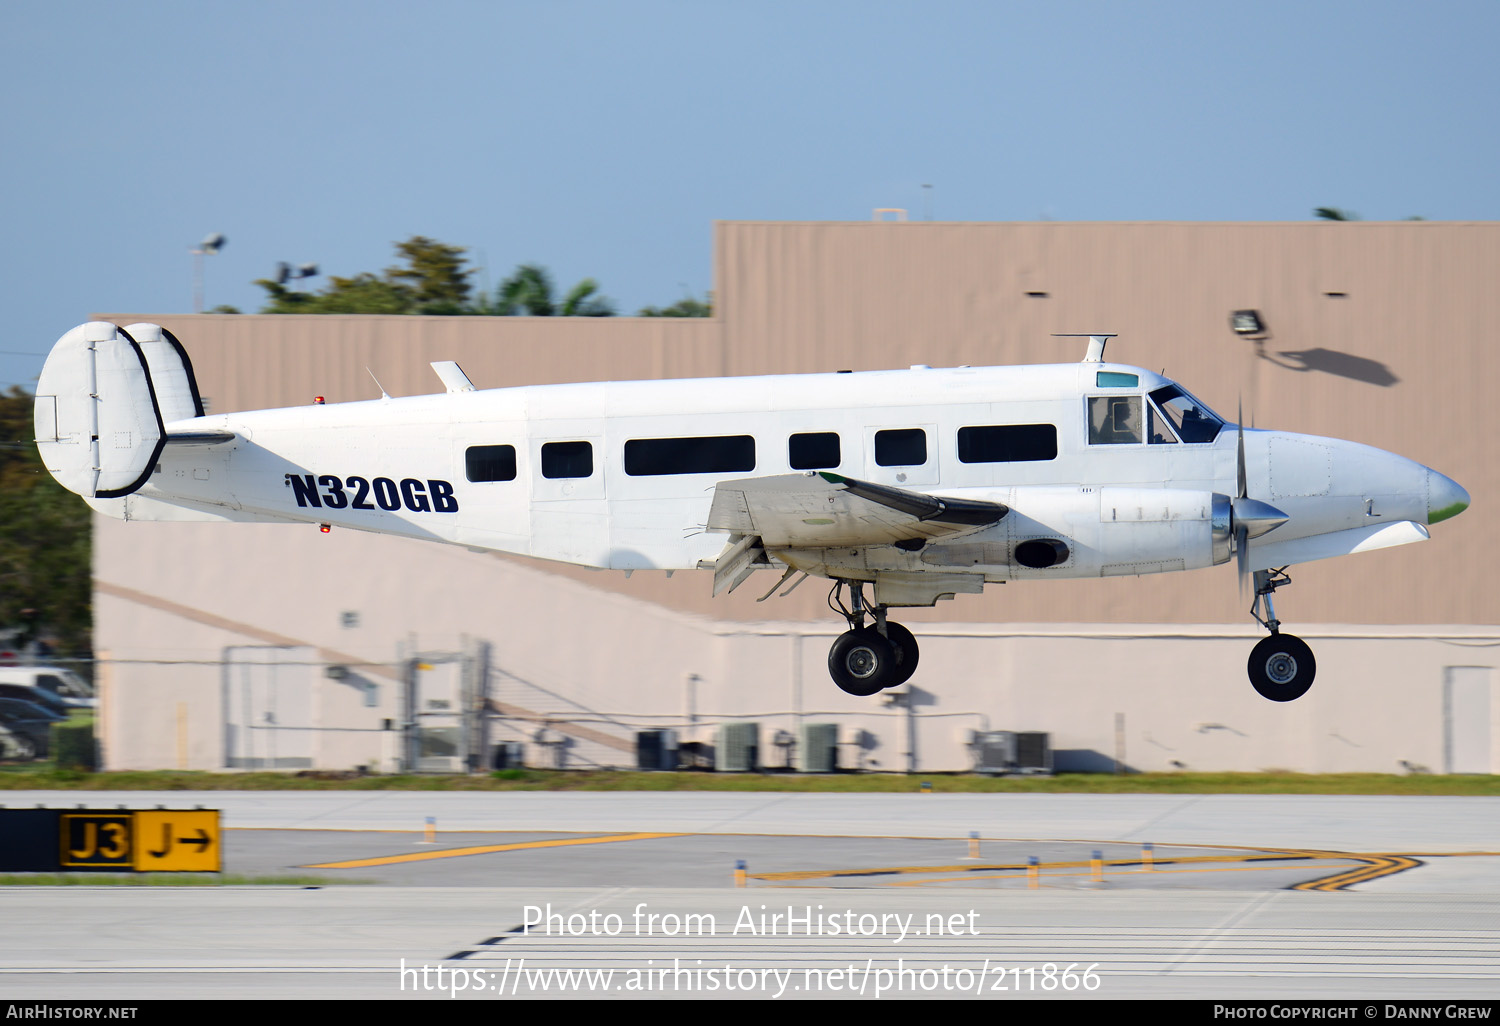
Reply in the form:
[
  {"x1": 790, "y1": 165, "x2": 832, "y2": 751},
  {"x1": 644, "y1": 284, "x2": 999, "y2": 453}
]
[{"x1": 493, "y1": 264, "x2": 614, "y2": 316}]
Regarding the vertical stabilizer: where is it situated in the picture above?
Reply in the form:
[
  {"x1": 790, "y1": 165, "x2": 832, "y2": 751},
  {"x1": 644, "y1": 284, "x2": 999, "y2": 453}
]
[{"x1": 34, "y1": 322, "x2": 165, "y2": 498}]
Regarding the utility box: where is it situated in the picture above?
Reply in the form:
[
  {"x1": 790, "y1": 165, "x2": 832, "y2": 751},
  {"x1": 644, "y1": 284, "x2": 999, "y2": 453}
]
[
  {"x1": 716, "y1": 722, "x2": 759, "y2": 772},
  {"x1": 972, "y1": 730, "x2": 1052, "y2": 775},
  {"x1": 491, "y1": 741, "x2": 525, "y2": 770},
  {"x1": 635, "y1": 729, "x2": 679, "y2": 771},
  {"x1": 798, "y1": 722, "x2": 839, "y2": 773}
]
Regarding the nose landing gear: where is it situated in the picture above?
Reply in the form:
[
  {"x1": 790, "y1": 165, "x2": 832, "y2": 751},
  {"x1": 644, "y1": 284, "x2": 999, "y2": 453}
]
[
  {"x1": 1247, "y1": 567, "x2": 1316, "y2": 702},
  {"x1": 826, "y1": 581, "x2": 919, "y2": 696}
]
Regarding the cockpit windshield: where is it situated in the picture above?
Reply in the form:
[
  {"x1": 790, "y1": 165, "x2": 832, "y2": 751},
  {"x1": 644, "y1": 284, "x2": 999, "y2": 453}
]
[{"x1": 1148, "y1": 385, "x2": 1223, "y2": 443}]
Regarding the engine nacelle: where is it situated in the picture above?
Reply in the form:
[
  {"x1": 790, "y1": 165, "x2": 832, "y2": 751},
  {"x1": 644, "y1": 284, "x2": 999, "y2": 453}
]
[
  {"x1": 1093, "y1": 487, "x2": 1231, "y2": 576},
  {"x1": 921, "y1": 486, "x2": 1230, "y2": 579}
]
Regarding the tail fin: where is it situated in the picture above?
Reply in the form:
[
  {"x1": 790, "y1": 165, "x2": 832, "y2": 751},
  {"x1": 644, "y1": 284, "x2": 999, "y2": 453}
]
[{"x1": 34, "y1": 322, "x2": 165, "y2": 498}]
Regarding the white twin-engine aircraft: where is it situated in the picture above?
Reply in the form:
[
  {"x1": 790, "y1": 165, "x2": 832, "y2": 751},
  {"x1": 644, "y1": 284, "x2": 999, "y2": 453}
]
[{"x1": 35, "y1": 323, "x2": 1469, "y2": 703}]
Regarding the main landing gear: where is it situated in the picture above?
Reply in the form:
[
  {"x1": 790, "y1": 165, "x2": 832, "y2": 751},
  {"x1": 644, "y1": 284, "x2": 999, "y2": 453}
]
[
  {"x1": 1247, "y1": 567, "x2": 1316, "y2": 702},
  {"x1": 826, "y1": 581, "x2": 919, "y2": 696}
]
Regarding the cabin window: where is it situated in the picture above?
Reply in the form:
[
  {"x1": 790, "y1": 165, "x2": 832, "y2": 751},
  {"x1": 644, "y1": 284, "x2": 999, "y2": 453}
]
[
  {"x1": 789, "y1": 432, "x2": 840, "y2": 470},
  {"x1": 1096, "y1": 371, "x2": 1139, "y2": 388},
  {"x1": 1087, "y1": 396, "x2": 1143, "y2": 445},
  {"x1": 875, "y1": 428, "x2": 927, "y2": 466},
  {"x1": 624, "y1": 435, "x2": 756, "y2": 476},
  {"x1": 541, "y1": 440, "x2": 593, "y2": 479},
  {"x1": 465, "y1": 444, "x2": 517, "y2": 482},
  {"x1": 1149, "y1": 385, "x2": 1223, "y2": 442},
  {"x1": 957, "y1": 424, "x2": 1057, "y2": 463}
]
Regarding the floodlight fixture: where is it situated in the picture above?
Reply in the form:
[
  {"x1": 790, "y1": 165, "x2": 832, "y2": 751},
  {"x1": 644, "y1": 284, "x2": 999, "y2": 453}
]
[{"x1": 1230, "y1": 309, "x2": 1267, "y2": 337}]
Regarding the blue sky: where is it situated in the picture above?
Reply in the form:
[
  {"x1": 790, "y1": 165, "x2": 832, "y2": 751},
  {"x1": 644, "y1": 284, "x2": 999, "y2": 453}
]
[{"x1": 4, "y1": 0, "x2": 1497, "y2": 390}]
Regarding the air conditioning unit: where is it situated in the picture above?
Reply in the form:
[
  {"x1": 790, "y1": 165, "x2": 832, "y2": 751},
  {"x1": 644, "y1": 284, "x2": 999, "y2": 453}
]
[
  {"x1": 635, "y1": 729, "x2": 679, "y2": 771},
  {"x1": 972, "y1": 731, "x2": 1053, "y2": 775},
  {"x1": 1014, "y1": 731, "x2": 1053, "y2": 773},
  {"x1": 716, "y1": 722, "x2": 759, "y2": 772},
  {"x1": 798, "y1": 722, "x2": 838, "y2": 773}
]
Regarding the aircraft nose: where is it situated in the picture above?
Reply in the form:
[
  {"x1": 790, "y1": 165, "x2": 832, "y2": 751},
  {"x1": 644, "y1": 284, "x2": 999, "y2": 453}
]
[{"x1": 1427, "y1": 469, "x2": 1470, "y2": 525}]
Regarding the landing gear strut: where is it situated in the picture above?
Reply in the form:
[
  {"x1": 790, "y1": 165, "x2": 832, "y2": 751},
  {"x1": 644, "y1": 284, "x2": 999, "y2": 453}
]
[
  {"x1": 1247, "y1": 567, "x2": 1316, "y2": 702},
  {"x1": 826, "y1": 581, "x2": 919, "y2": 696}
]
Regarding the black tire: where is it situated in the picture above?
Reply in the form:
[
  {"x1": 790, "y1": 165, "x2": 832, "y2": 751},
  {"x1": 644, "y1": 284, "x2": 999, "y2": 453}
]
[
  {"x1": 883, "y1": 621, "x2": 920, "y2": 687},
  {"x1": 1248, "y1": 634, "x2": 1316, "y2": 702},
  {"x1": 828, "y1": 628, "x2": 896, "y2": 696}
]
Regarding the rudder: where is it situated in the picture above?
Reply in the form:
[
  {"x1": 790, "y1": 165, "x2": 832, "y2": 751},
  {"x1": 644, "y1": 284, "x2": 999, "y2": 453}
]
[{"x1": 124, "y1": 322, "x2": 205, "y2": 422}]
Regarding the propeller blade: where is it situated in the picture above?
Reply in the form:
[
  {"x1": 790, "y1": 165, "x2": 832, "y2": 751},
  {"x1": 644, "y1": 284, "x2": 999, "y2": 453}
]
[
  {"x1": 1236, "y1": 524, "x2": 1249, "y2": 597},
  {"x1": 1237, "y1": 399, "x2": 1247, "y2": 500}
]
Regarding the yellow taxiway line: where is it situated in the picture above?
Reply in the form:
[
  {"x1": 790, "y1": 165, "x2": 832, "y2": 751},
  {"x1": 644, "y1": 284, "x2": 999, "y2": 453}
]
[{"x1": 304, "y1": 832, "x2": 686, "y2": 869}]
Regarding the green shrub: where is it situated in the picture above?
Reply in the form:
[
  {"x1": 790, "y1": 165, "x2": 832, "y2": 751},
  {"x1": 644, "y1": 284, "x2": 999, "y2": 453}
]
[{"x1": 52, "y1": 717, "x2": 98, "y2": 771}]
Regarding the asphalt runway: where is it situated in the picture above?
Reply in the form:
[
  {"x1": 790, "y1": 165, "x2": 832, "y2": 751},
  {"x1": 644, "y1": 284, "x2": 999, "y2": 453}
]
[{"x1": 2, "y1": 791, "x2": 1498, "y2": 1000}]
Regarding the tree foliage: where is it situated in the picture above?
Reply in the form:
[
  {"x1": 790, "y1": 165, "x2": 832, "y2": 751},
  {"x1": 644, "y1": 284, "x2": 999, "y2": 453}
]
[
  {"x1": 489, "y1": 264, "x2": 615, "y2": 317},
  {"x1": 387, "y1": 237, "x2": 473, "y2": 312},
  {"x1": 638, "y1": 294, "x2": 713, "y2": 317},
  {"x1": 255, "y1": 236, "x2": 473, "y2": 315},
  {"x1": 0, "y1": 387, "x2": 91, "y2": 657},
  {"x1": 254, "y1": 237, "x2": 620, "y2": 317}
]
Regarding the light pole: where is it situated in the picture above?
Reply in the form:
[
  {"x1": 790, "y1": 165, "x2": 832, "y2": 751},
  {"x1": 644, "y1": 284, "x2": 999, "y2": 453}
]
[{"x1": 192, "y1": 233, "x2": 225, "y2": 313}]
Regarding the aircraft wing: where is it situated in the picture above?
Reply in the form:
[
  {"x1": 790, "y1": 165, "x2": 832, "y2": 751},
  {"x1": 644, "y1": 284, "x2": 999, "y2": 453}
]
[
  {"x1": 704, "y1": 471, "x2": 1007, "y2": 596},
  {"x1": 708, "y1": 471, "x2": 1007, "y2": 548}
]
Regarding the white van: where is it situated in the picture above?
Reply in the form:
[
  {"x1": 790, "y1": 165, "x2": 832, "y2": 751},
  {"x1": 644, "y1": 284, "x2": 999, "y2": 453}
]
[{"x1": 0, "y1": 667, "x2": 95, "y2": 709}]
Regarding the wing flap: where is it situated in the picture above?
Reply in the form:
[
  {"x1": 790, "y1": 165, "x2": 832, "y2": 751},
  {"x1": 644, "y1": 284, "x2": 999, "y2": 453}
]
[{"x1": 708, "y1": 472, "x2": 1007, "y2": 548}]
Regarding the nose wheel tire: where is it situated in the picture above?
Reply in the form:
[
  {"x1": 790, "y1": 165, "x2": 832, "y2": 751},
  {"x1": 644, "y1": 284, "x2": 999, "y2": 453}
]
[
  {"x1": 829, "y1": 627, "x2": 897, "y2": 696},
  {"x1": 1248, "y1": 633, "x2": 1315, "y2": 702}
]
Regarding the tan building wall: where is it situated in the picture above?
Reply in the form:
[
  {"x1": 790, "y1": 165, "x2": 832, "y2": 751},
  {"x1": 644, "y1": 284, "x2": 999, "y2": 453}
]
[{"x1": 92, "y1": 220, "x2": 1499, "y2": 773}]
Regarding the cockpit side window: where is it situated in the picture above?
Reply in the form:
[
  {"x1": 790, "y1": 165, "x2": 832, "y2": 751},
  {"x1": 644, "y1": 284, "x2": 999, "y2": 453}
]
[
  {"x1": 1148, "y1": 404, "x2": 1179, "y2": 444},
  {"x1": 1149, "y1": 385, "x2": 1223, "y2": 443},
  {"x1": 1087, "y1": 396, "x2": 1143, "y2": 445}
]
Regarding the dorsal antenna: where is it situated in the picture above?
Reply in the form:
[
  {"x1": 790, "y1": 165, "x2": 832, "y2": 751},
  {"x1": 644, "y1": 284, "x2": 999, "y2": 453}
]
[{"x1": 1052, "y1": 333, "x2": 1118, "y2": 363}]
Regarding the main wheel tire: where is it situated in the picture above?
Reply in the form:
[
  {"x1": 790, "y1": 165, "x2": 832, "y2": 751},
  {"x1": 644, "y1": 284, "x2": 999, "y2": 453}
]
[
  {"x1": 829, "y1": 628, "x2": 897, "y2": 696},
  {"x1": 883, "y1": 621, "x2": 920, "y2": 687},
  {"x1": 1248, "y1": 633, "x2": 1316, "y2": 702}
]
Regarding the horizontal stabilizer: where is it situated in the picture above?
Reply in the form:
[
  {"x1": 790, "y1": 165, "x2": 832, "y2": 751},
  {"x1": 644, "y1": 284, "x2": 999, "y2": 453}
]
[
  {"x1": 34, "y1": 322, "x2": 165, "y2": 498},
  {"x1": 165, "y1": 429, "x2": 237, "y2": 445}
]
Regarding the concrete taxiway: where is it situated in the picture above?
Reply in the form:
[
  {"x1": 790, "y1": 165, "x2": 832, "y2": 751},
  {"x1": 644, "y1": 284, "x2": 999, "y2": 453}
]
[{"x1": 1, "y1": 791, "x2": 1497, "y2": 1000}]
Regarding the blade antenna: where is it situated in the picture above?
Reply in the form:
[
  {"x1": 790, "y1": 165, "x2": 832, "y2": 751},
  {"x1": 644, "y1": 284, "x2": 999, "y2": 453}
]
[{"x1": 367, "y1": 367, "x2": 390, "y2": 400}]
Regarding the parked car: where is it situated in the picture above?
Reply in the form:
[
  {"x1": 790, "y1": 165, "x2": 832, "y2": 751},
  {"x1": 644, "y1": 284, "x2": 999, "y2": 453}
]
[
  {"x1": 0, "y1": 667, "x2": 95, "y2": 710},
  {"x1": 0, "y1": 684, "x2": 72, "y2": 718},
  {"x1": 0, "y1": 696, "x2": 67, "y2": 759},
  {"x1": 0, "y1": 721, "x2": 36, "y2": 760}
]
